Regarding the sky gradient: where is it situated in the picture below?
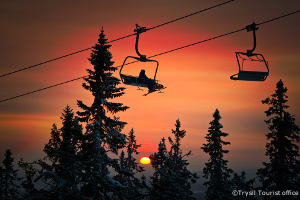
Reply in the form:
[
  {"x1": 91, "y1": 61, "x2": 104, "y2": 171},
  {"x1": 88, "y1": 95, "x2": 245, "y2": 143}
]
[{"x1": 0, "y1": 0, "x2": 299, "y2": 173}]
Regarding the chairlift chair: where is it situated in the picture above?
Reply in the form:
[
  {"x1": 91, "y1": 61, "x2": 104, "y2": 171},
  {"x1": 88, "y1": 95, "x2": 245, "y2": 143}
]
[
  {"x1": 230, "y1": 22, "x2": 269, "y2": 81},
  {"x1": 119, "y1": 24, "x2": 165, "y2": 92}
]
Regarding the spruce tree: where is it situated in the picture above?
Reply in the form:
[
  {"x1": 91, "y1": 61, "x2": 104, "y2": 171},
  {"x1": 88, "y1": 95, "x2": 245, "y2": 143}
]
[
  {"x1": 18, "y1": 159, "x2": 39, "y2": 199},
  {"x1": 0, "y1": 149, "x2": 20, "y2": 199},
  {"x1": 257, "y1": 80, "x2": 300, "y2": 199},
  {"x1": 76, "y1": 28, "x2": 129, "y2": 199},
  {"x1": 53, "y1": 105, "x2": 83, "y2": 195},
  {"x1": 149, "y1": 120, "x2": 198, "y2": 200},
  {"x1": 149, "y1": 137, "x2": 168, "y2": 200},
  {"x1": 43, "y1": 123, "x2": 61, "y2": 163},
  {"x1": 231, "y1": 171, "x2": 256, "y2": 200},
  {"x1": 36, "y1": 105, "x2": 83, "y2": 199},
  {"x1": 113, "y1": 128, "x2": 146, "y2": 200},
  {"x1": 201, "y1": 109, "x2": 233, "y2": 200}
]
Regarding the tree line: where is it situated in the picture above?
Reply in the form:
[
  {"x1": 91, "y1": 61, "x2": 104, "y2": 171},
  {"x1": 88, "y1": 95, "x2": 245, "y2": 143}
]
[{"x1": 0, "y1": 29, "x2": 299, "y2": 200}]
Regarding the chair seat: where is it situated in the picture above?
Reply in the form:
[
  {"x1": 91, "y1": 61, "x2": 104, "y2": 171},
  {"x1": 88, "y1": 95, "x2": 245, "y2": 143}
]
[
  {"x1": 230, "y1": 71, "x2": 268, "y2": 81},
  {"x1": 120, "y1": 74, "x2": 157, "y2": 88}
]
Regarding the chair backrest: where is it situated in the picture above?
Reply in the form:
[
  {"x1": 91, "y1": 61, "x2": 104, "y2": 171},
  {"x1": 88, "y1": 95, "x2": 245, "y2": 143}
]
[{"x1": 236, "y1": 52, "x2": 269, "y2": 72}]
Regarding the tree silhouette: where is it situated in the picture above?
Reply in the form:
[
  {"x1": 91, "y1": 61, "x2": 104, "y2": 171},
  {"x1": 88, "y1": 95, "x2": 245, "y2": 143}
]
[
  {"x1": 76, "y1": 28, "x2": 129, "y2": 199},
  {"x1": 33, "y1": 106, "x2": 83, "y2": 199},
  {"x1": 0, "y1": 149, "x2": 20, "y2": 199},
  {"x1": 149, "y1": 137, "x2": 167, "y2": 200},
  {"x1": 201, "y1": 109, "x2": 233, "y2": 200},
  {"x1": 257, "y1": 80, "x2": 300, "y2": 199},
  {"x1": 231, "y1": 171, "x2": 256, "y2": 200},
  {"x1": 113, "y1": 128, "x2": 147, "y2": 200},
  {"x1": 18, "y1": 158, "x2": 39, "y2": 199},
  {"x1": 149, "y1": 120, "x2": 198, "y2": 200}
]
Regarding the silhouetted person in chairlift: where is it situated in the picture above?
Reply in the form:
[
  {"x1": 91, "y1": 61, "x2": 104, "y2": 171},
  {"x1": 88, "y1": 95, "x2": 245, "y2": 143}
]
[
  {"x1": 139, "y1": 69, "x2": 148, "y2": 79},
  {"x1": 139, "y1": 69, "x2": 156, "y2": 90},
  {"x1": 139, "y1": 69, "x2": 148, "y2": 81}
]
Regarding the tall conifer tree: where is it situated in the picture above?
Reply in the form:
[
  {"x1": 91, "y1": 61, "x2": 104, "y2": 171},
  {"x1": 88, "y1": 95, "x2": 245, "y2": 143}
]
[
  {"x1": 231, "y1": 171, "x2": 256, "y2": 200},
  {"x1": 36, "y1": 105, "x2": 83, "y2": 199},
  {"x1": 114, "y1": 128, "x2": 146, "y2": 200},
  {"x1": 201, "y1": 109, "x2": 233, "y2": 200},
  {"x1": 149, "y1": 120, "x2": 198, "y2": 200},
  {"x1": 257, "y1": 80, "x2": 300, "y2": 199},
  {"x1": 18, "y1": 158, "x2": 39, "y2": 199},
  {"x1": 0, "y1": 149, "x2": 19, "y2": 199},
  {"x1": 149, "y1": 137, "x2": 168, "y2": 200},
  {"x1": 76, "y1": 28, "x2": 129, "y2": 199}
]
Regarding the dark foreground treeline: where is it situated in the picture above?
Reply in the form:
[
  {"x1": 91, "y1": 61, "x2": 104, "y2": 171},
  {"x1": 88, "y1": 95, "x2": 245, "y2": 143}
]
[{"x1": 0, "y1": 29, "x2": 299, "y2": 200}]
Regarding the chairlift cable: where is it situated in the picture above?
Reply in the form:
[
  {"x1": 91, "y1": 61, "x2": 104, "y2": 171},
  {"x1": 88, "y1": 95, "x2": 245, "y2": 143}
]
[
  {"x1": 0, "y1": 77, "x2": 86, "y2": 103},
  {"x1": 148, "y1": 28, "x2": 245, "y2": 59},
  {"x1": 0, "y1": 0, "x2": 236, "y2": 78},
  {"x1": 257, "y1": 10, "x2": 300, "y2": 26},
  {"x1": 0, "y1": 10, "x2": 299, "y2": 103}
]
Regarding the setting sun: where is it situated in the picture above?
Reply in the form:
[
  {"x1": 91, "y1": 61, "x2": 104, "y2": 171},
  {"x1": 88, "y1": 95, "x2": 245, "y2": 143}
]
[{"x1": 140, "y1": 157, "x2": 151, "y2": 165}]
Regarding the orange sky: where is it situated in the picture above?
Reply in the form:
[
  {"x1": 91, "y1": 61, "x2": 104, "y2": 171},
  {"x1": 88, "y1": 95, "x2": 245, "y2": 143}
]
[{"x1": 0, "y1": 0, "x2": 299, "y2": 172}]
